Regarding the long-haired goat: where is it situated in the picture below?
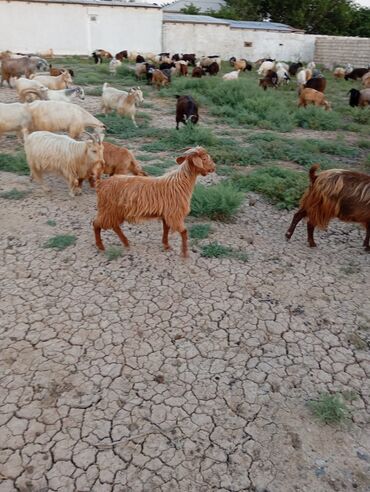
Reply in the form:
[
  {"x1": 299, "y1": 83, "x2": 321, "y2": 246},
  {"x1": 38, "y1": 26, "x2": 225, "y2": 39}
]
[
  {"x1": 93, "y1": 147, "x2": 216, "y2": 257},
  {"x1": 96, "y1": 142, "x2": 148, "y2": 179},
  {"x1": 24, "y1": 131, "x2": 104, "y2": 196},
  {"x1": 0, "y1": 102, "x2": 32, "y2": 136},
  {"x1": 101, "y1": 83, "x2": 128, "y2": 113},
  {"x1": 28, "y1": 100, "x2": 106, "y2": 138},
  {"x1": 116, "y1": 88, "x2": 144, "y2": 127},
  {"x1": 31, "y1": 71, "x2": 73, "y2": 90},
  {"x1": 152, "y1": 69, "x2": 169, "y2": 89},
  {"x1": 298, "y1": 88, "x2": 331, "y2": 110},
  {"x1": 15, "y1": 78, "x2": 48, "y2": 102},
  {"x1": 304, "y1": 76, "x2": 327, "y2": 93},
  {"x1": 348, "y1": 88, "x2": 370, "y2": 107},
  {"x1": 286, "y1": 164, "x2": 370, "y2": 251}
]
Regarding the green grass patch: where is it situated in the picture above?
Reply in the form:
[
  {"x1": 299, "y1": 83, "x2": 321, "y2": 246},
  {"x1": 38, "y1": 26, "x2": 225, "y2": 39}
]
[
  {"x1": 189, "y1": 223, "x2": 212, "y2": 240},
  {"x1": 43, "y1": 234, "x2": 76, "y2": 251},
  {"x1": 46, "y1": 219, "x2": 56, "y2": 227},
  {"x1": 191, "y1": 182, "x2": 244, "y2": 221},
  {"x1": 145, "y1": 165, "x2": 166, "y2": 176},
  {"x1": 231, "y1": 167, "x2": 308, "y2": 210},
  {"x1": 105, "y1": 245, "x2": 123, "y2": 261},
  {"x1": 357, "y1": 139, "x2": 370, "y2": 149},
  {"x1": 0, "y1": 153, "x2": 29, "y2": 175},
  {"x1": 0, "y1": 188, "x2": 29, "y2": 200},
  {"x1": 308, "y1": 393, "x2": 350, "y2": 425},
  {"x1": 98, "y1": 113, "x2": 160, "y2": 139},
  {"x1": 200, "y1": 241, "x2": 248, "y2": 261}
]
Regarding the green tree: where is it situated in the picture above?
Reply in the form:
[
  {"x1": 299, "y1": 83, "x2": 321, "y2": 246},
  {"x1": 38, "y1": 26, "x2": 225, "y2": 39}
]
[{"x1": 180, "y1": 3, "x2": 202, "y2": 14}]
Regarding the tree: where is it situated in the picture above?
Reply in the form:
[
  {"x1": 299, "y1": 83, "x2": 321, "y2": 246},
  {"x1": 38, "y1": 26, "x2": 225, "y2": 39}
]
[{"x1": 180, "y1": 3, "x2": 202, "y2": 14}]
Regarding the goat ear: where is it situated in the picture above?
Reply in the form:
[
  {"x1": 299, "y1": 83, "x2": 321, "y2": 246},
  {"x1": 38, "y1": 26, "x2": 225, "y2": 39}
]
[
  {"x1": 176, "y1": 156, "x2": 187, "y2": 165},
  {"x1": 190, "y1": 155, "x2": 204, "y2": 169}
]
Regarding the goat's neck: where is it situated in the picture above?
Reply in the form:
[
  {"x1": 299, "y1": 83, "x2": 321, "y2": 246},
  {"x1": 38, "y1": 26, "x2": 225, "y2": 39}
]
[{"x1": 171, "y1": 160, "x2": 198, "y2": 191}]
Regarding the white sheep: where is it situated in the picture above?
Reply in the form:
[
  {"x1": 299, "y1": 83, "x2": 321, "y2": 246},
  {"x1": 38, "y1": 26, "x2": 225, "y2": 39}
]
[
  {"x1": 24, "y1": 131, "x2": 105, "y2": 196},
  {"x1": 46, "y1": 87, "x2": 85, "y2": 103},
  {"x1": 222, "y1": 69, "x2": 241, "y2": 80},
  {"x1": 28, "y1": 100, "x2": 105, "y2": 139},
  {"x1": 258, "y1": 61, "x2": 275, "y2": 76},
  {"x1": 31, "y1": 71, "x2": 73, "y2": 90},
  {"x1": 0, "y1": 102, "x2": 32, "y2": 136},
  {"x1": 101, "y1": 83, "x2": 128, "y2": 113},
  {"x1": 109, "y1": 59, "x2": 122, "y2": 76}
]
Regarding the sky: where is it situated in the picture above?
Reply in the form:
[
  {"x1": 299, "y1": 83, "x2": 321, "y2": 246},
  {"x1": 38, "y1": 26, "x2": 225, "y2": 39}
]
[{"x1": 355, "y1": 0, "x2": 370, "y2": 6}]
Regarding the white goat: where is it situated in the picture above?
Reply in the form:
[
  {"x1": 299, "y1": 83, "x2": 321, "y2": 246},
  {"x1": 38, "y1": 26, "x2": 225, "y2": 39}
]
[
  {"x1": 15, "y1": 78, "x2": 48, "y2": 102},
  {"x1": 46, "y1": 87, "x2": 85, "y2": 103},
  {"x1": 116, "y1": 88, "x2": 144, "y2": 127},
  {"x1": 276, "y1": 67, "x2": 290, "y2": 85},
  {"x1": 307, "y1": 61, "x2": 316, "y2": 70},
  {"x1": 101, "y1": 83, "x2": 128, "y2": 113},
  {"x1": 222, "y1": 70, "x2": 241, "y2": 80},
  {"x1": 199, "y1": 56, "x2": 221, "y2": 69},
  {"x1": 109, "y1": 59, "x2": 122, "y2": 76},
  {"x1": 24, "y1": 131, "x2": 104, "y2": 196},
  {"x1": 0, "y1": 102, "x2": 32, "y2": 136},
  {"x1": 275, "y1": 62, "x2": 289, "y2": 72},
  {"x1": 31, "y1": 71, "x2": 73, "y2": 90},
  {"x1": 28, "y1": 100, "x2": 106, "y2": 139},
  {"x1": 258, "y1": 61, "x2": 275, "y2": 76}
]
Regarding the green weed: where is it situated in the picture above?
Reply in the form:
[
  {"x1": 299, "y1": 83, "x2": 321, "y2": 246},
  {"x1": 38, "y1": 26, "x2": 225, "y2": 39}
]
[
  {"x1": 191, "y1": 182, "x2": 244, "y2": 220},
  {"x1": 308, "y1": 393, "x2": 350, "y2": 424},
  {"x1": 43, "y1": 234, "x2": 76, "y2": 251},
  {"x1": 0, "y1": 188, "x2": 29, "y2": 200},
  {"x1": 200, "y1": 241, "x2": 248, "y2": 261},
  {"x1": 0, "y1": 153, "x2": 29, "y2": 175},
  {"x1": 46, "y1": 220, "x2": 57, "y2": 227},
  {"x1": 105, "y1": 245, "x2": 123, "y2": 261},
  {"x1": 189, "y1": 223, "x2": 212, "y2": 240}
]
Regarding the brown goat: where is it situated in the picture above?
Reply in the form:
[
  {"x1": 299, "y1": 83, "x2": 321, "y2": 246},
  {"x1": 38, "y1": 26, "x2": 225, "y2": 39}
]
[
  {"x1": 286, "y1": 164, "x2": 370, "y2": 251},
  {"x1": 298, "y1": 88, "x2": 331, "y2": 110},
  {"x1": 93, "y1": 147, "x2": 216, "y2": 257},
  {"x1": 152, "y1": 69, "x2": 169, "y2": 89},
  {"x1": 93, "y1": 142, "x2": 148, "y2": 181},
  {"x1": 49, "y1": 65, "x2": 74, "y2": 77},
  {"x1": 304, "y1": 77, "x2": 327, "y2": 93},
  {"x1": 192, "y1": 67, "x2": 205, "y2": 78}
]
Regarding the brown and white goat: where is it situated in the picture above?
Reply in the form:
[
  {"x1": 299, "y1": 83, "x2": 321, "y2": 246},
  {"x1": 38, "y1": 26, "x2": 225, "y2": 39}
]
[
  {"x1": 93, "y1": 147, "x2": 216, "y2": 257},
  {"x1": 298, "y1": 88, "x2": 331, "y2": 110},
  {"x1": 286, "y1": 164, "x2": 370, "y2": 251},
  {"x1": 152, "y1": 69, "x2": 169, "y2": 89}
]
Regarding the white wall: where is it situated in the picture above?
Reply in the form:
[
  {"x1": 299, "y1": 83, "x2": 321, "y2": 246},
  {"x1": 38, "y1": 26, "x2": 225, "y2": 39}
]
[
  {"x1": 163, "y1": 21, "x2": 316, "y2": 62},
  {"x1": 0, "y1": 1, "x2": 162, "y2": 55}
]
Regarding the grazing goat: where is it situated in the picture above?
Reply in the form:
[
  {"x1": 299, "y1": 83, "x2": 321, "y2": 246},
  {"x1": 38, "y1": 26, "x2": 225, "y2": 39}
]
[
  {"x1": 296, "y1": 68, "x2": 312, "y2": 88},
  {"x1": 101, "y1": 83, "x2": 128, "y2": 113},
  {"x1": 116, "y1": 88, "x2": 144, "y2": 127},
  {"x1": 0, "y1": 102, "x2": 32, "y2": 136},
  {"x1": 275, "y1": 62, "x2": 289, "y2": 72},
  {"x1": 333, "y1": 67, "x2": 345, "y2": 79},
  {"x1": 109, "y1": 59, "x2": 122, "y2": 75},
  {"x1": 1, "y1": 56, "x2": 48, "y2": 86},
  {"x1": 276, "y1": 67, "x2": 290, "y2": 85},
  {"x1": 307, "y1": 61, "x2": 316, "y2": 70},
  {"x1": 348, "y1": 88, "x2": 370, "y2": 108},
  {"x1": 24, "y1": 131, "x2": 104, "y2": 196},
  {"x1": 362, "y1": 72, "x2": 370, "y2": 88},
  {"x1": 152, "y1": 69, "x2": 169, "y2": 89},
  {"x1": 136, "y1": 55, "x2": 146, "y2": 64},
  {"x1": 172, "y1": 54, "x2": 196, "y2": 66},
  {"x1": 345, "y1": 68, "x2": 369, "y2": 81},
  {"x1": 298, "y1": 88, "x2": 331, "y2": 110},
  {"x1": 192, "y1": 67, "x2": 205, "y2": 78},
  {"x1": 286, "y1": 164, "x2": 370, "y2": 251},
  {"x1": 49, "y1": 65, "x2": 74, "y2": 77},
  {"x1": 205, "y1": 62, "x2": 219, "y2": 76},
  {"x1": 93, "y1": 147, "x2": 216, "y2": 257},
  {"x1": 28, "y1": 100, "x2": 106, "y2": 138},
  {"x1": 98, "y1": 142, "x2": 148, "y2": 179},
  {"x1": 31, "y1": 71, "x2": 73, "y2": 90},
  {"x1": 304, "y1": 76, "x2": 327, "y2": 93},
  {"x1": 135, "y1": 62, "x2": 147, "y2": 79},
  {"x1": 199, "y1": 56, "x2": 221, "y2": 69},
  {"x1": 175, "y1": 95, "x2": 199, "y2": 130},
  {"x1": 92, "y1": 50, "x2": 113, "y2": 64},
  {"x1": 115, "y1": 50, "x2": 128, "y2": 61},
  {"x1": 223, "y1": 70, "x2": 241, "y2": 81},
  {"x1": 15, "y1": 77, "x2": 48, "y2": 102},
  {"x1": 232, "y1": 59, "x2": 252, "y2": 71},
  {"x1": 258, "y1": 61, "x2": 275, "y2": 76},
  {"x1": 288, "y1": 62, "x2": 303, "y2": 76},
  {"x1": 46, "y1": 87, "x2": 85, "y2": 103},
  {"x1": 259, "y1": 70, "x2": 278, "y2": 90},
  {"x1": 175, "y1": 61, "x2": 188, "y2": 76}
]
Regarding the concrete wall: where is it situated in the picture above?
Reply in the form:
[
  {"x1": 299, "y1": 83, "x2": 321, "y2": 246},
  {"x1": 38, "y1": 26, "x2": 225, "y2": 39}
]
[
  {"x1": 0, "y1": 1, "x2": 162, "y2": 55},
  {"x1": 163, "y1": 21, "x2": 316, "y2": 61},
  {"x1": 315, "y1": 36, "x2": 370, "y2": 67}
]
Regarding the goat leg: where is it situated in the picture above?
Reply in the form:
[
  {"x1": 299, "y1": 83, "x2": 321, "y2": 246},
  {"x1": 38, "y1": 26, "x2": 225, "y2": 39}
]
[
  {"x1": 363, "y1": 222, "x2": 370, "y2": 251},
  {"x1": 286, "y1": 208, "x2": 307, "y2": 240},
  {"x1": 180, "y1": 228, "x2": 189, "y2": 258},
  {"x1": 307, "y1": 221, "x2": 317, "y2": 247},
  {"x1": 93, "y1": 220, "x2": 105, "y2": 251},
  {"x1": 162, "y1": 219, "x2": 171, "y2": 250},
  {"x1": 112, "y1": 224, "x2": 130, "y2": 248}
]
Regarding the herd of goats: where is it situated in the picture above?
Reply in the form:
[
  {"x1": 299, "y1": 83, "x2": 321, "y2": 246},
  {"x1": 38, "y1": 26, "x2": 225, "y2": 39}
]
[{"x1": 0, "y1": 49, "x2": 369, "y2": 256}]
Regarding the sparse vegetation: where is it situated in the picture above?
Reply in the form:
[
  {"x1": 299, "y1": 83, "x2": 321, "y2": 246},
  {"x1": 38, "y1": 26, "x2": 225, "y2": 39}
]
[
  {"x1": 200, "y1": 241, "x2": 248, "y2": 261},
  {"x1": 43, "y1": 234, "x2": 76, "y2": 251},
  {"x1": 0, "y1": 152, "x2": 29, "y2": 175},
  {"x1": 191, "y1": 182, "x2": 244, "y2": 220},
  {"x1": 0, "y1": 188, "x2": 29, "y2": 200},
  {"x1": 105, "y1": 245, "x2": 123, "y2": 261},
  {"x1": 189, "y1": 223, "x2": 212, "y2": 240},
  {"x1": 46, "y1": 219, "x2": 57, "y2": 227},
  {"x1": 308, "y1": 393, "x2": 350, "y2": 424}
]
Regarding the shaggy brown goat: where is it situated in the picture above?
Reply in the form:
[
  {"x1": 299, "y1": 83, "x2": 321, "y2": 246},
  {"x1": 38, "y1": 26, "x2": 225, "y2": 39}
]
[
  {"x1": 286, "y1": 164, "x2": 370, "y2": 251},
  {"x1": 304, "y1": 76, "x2": 327, "y2": 93},
  {"x1": 93, "y1": 147, "x2": 216, "y2": 257},
  {"x1": 298, "y1": 88, "x2": 331, "y2": 110}
]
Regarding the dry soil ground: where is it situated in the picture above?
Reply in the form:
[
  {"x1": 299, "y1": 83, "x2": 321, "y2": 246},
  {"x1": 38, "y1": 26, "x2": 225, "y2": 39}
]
[{"x1": 0, "y1": 75, "x2": 369, "y2": 492}]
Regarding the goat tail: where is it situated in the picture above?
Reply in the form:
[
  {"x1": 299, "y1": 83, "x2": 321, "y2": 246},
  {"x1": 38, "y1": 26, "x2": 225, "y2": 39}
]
[{"x1": 309, "y1": 164, "x2": 320, "y2": 185}]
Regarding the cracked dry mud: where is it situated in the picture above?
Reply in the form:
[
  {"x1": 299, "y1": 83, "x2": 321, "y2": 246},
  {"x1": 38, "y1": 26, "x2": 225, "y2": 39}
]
[{"x1": 0, "y1": 94, "x2": 369, "y2": 492}]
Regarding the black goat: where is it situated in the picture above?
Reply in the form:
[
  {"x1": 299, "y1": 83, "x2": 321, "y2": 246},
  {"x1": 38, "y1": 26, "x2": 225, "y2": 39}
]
[
  {"x1": 175, "y1": 95, "x2": 199, "y2": 130},
  {"x1": 345, "y1": 68, "x2": 369, "y2": 81},
  {"x1": 205, "y1": 62, "x2": 219, "y2": 76}
]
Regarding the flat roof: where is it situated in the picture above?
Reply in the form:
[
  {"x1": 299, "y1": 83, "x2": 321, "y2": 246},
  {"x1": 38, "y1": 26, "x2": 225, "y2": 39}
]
[{"x1": 1, "y1": 0, "x2": 161, "y2": 8}]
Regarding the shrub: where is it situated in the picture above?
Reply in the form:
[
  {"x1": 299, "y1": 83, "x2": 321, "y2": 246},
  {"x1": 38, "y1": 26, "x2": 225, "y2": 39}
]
[
  {"x1": 0, "y1": 153, "x2": 29, "y2": 175},
  {"x1": 191, "y1": 182, "x2": 244, "y2": 220},
  {"x1": 189, "y1": 223, "x2": 212, "y2": 239},
  {"x1": 46, "y1": 219, "x2": 56, "y2": 227},
  {"x1": 0, "y1": 188, "x2": 29, "y2": 200},
  {"x1": 200, "y1": 241, "x2": 248, "y2": 261},
  {"x1": 308, "y1": 393, "x2": 350, "y2": 424},
  {"x1": 231, "y1": 167, "x2": 308, "y2": 210},
  {"x1": 105, "y1": 245, "x2": 123, "y2": 261},
  {"x1": 43, "y1": 234, "x2": 76, "y2": 251}
]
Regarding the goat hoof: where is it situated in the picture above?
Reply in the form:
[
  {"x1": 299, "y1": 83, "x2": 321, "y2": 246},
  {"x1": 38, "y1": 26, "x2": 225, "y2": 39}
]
[
  {"x1": 308, "y1": 243, "x2": 317, "y2": 248},
  {"x1": 364, "y1": 246, "x2": 370, "y2": 252},
  {"x1": 96, "y1": 244, "x2": 105, "y2": 251},
  {"x1": 285, "y1": 232, "x2": 292, "y2": 240}
]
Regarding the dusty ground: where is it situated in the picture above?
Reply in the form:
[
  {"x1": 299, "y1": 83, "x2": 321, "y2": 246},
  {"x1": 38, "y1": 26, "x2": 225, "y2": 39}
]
[{"x1": 0, "y1": 83, "x2": 370, "y2": 492}]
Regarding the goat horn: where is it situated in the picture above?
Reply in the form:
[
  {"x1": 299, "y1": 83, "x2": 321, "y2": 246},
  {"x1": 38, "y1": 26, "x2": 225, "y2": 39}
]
[{"x1": 82, "y1": 131, "x2": 97, "y2": 142}]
